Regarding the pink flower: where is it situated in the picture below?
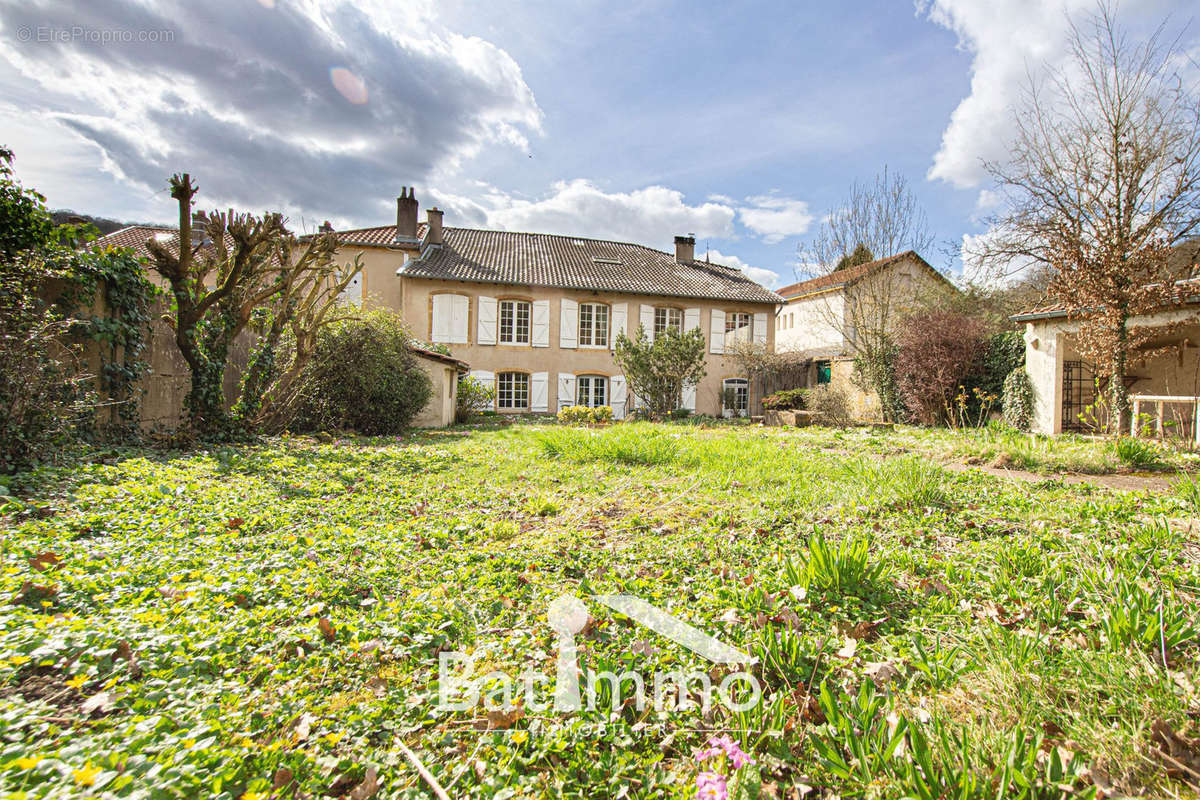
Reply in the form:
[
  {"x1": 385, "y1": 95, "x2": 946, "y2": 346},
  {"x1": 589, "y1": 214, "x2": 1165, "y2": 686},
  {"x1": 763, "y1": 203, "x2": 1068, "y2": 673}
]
[
  {"x1": 696, "y1": 734, "x2": 754, "y2": 769},
  {"x1": 696, "y1": 771, "x2": 728, "y2": 800}
]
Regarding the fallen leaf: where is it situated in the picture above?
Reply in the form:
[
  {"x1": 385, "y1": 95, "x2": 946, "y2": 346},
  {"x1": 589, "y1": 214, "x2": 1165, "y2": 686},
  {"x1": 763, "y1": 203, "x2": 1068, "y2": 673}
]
[
  {"x1": 293, "y1": 711, "x2": 317, "y2": 742},
  {"x1": 863, "y1": 660, "x2": 901, "y2": 687},
  {"x1": 227, "y1": 518, "x2": 244, "y2": 529},
  {"x1": 835, "y1": 637, "x2": 858, "y2": 659},
  {"x1": 318, "y1": 617, "x2": 336, "y2": 642},
  {"x1": 28, "y1": 552, "x2": 61, "y2": 572},
  {"x1": 484, "y1": 705, "x2": 525, "y2": 730},
  {"x1": 919, "y1": 578, "x2": 951, "y2": 596},
  {"x1": 81, "y1": 691, "x2": 114, "y2": 716},
  {"x1": 348, "y1": 766, "x2": 380, "y2": 799},
  {"x1": 366, "y1": 676, "x2": 388, "y2": 698},
  {"x1": 273, "y1": 767, "x2": 293, "y2": 788},
  {"x1": 1150, "y1": 718, "x2": 1200, "y2": 788}
]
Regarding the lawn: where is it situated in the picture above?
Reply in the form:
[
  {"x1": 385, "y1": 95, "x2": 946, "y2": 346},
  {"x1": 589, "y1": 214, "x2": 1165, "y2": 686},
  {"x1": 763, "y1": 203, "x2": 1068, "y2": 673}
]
[{"x1": 1, "y1": 423, "x2": 1199, "y2": 798}]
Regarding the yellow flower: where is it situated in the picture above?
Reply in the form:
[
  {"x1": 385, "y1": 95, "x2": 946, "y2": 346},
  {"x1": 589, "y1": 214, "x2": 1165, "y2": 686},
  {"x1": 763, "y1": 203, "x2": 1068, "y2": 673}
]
[
  {"x1": 14, "y1": 756, "x2": 40, "y2": 770},
  {"x1": 241, "y1": 792, "x2": 270, "y2": 800},
  {"x1": 511, "y1": 730, "x2": 529, "y2": 745},
  {"x1": 182, "y1": 738, "x2": 196, "y2": 749},
  {"x1": 73, "y1": 764, "x2": 102, "y2": 787},
  {"x1": 66, "y1": 674, "x2": 88, "y2": 689}
]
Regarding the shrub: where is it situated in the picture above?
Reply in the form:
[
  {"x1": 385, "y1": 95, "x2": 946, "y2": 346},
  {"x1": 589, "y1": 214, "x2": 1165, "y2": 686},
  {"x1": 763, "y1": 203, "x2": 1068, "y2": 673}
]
[
  {"x1": 557, "y1": 405, "x2": 613, "y2": 425},
  {"x1": 456, "y1": 375, "x2": 495, "y2": 423},
  {"x1": 1001, "y1": 368, "x2": 1035, "y2": 431},
  {"x1": 613, "y1": 325, "x2": 706, "y2": 419},
  {"x1": 762, "y1": 387, "x2": 807, "y2": 411},
  {"x1": 804, "y1": 384, "x2": 853, "y2": 426},
  {"x1": 287, "y1": 310, "x2": 432, "y2": 435},
  {"x1": 894, "y1": 311, "x2": 986, "y2": 425}
]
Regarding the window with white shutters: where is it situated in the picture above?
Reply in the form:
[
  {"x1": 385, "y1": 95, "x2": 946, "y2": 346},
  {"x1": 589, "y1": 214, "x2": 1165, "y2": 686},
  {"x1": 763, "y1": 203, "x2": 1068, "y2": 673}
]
[
  {"x1": 576, "y1": 375, "x2": 608, "y2": 407},
  {"x1": 578, "y1": 303, "x2": 609, "y2": 348},
  {"x1": 725, "y1": 311, "x2": 752, "y2": 344},
  {"x1": 653, "y1": 307, "x2": 683, "y2": 334},
  {"x1": 499, "y1": 300, "x2": 531, "y2": 345},
  {"x1": 497, "y1": 372, "x2": 530, "y2": 410}
]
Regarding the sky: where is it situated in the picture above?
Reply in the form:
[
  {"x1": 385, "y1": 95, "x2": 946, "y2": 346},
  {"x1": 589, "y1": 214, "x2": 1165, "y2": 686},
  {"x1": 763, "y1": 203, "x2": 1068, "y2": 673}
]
[{"x1": 0, "y1": 0, "x2": 1195, "y2": 289}]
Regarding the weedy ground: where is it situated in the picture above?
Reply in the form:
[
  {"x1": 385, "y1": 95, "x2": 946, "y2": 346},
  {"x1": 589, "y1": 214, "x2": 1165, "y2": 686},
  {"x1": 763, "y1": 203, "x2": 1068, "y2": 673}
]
[{"x1": 1, "y1": 423, "x2": 1199, "y2": 799}]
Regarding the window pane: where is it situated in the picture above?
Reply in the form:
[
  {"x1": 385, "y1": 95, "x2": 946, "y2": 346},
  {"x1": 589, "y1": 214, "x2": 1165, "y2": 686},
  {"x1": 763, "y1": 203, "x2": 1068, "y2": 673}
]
[
  {"x1": 595, "y1": 305, "x2": 608, "y2": 347},
  {"x1": 515, "y1": 302, "x2": 530, "y2": 344},
  {"x1": 579, "y1": 304, "x2": 592, "y2": 346},
  {"x1": 499, "y1": 301, "x2": 514, "y2": 343}
]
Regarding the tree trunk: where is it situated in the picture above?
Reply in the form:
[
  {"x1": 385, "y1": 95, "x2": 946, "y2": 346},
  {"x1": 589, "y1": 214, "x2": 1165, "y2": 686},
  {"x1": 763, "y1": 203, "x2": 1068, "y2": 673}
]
[{"x1": 1108, "y1": 320, "x2": 1130, "y2": 436}]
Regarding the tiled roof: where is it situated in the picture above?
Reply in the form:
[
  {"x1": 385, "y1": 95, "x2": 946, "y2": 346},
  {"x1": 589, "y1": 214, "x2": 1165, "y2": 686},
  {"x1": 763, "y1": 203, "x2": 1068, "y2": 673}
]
[
  {"x1": 401, "y1": 227, "x2": 782, "y2": 304},
  {"x1": 90, "y1": 225, "x2": 179, "y2": 260},
  {"x1": 409, "y1": 345, "x2": 469, "y2": 371},
  {"x1": 325, "y1": 223, "x2": 427, "y2": 247},
  {"x1": 776, "y1": 251, "x2": 938, "y2": 299}
]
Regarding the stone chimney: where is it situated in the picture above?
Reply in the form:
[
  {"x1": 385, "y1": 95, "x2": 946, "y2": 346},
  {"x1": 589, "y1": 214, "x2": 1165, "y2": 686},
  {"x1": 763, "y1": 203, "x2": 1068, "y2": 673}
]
[
  {"x1": 396, "y1": 187, "x2": 419, "y2": 241},
  {"x1": 674, "y1": 235, "x2": 695, "y2": 263},
  {"x1": 425, "y1": 207, "x2": 444, "y2": 246}
]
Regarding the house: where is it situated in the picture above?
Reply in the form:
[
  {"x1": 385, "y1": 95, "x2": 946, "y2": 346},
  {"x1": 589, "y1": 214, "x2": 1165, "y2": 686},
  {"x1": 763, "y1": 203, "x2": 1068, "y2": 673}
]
[
  {"x1": 772, "y1": 251, "x2": 957, "y2": 417},
  {"x1": 1014, "y1": 301, "x2": 1200, "y2": 437},
  {"x1": 324, "y1": 189, "x2": 783, "y2": 418},
  {"x1": 408, "y1": 345, "x2": 469, "y2": 427}
]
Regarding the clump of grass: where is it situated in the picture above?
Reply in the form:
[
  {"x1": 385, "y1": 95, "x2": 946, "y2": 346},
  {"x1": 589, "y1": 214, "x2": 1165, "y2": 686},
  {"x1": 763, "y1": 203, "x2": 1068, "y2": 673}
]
[
  {"x1": 841, "y1": 456, "x2": 948, "y2": 508},
  {"x1": 1113, "y1": 437, "x2": 1161, "y2": 468},
  {"x1": 785, "y1": 531, "x2": 888, "y2": 599},
  {"x1": 1173, "y1": 472, "x2": 1200, "y2": 511},
  {"x1": 1099, "y1": 577, "x2": 1198, "y2": 656},
  {"x1": 534, "y1": 424, "x2": 679, "y2": 466}
]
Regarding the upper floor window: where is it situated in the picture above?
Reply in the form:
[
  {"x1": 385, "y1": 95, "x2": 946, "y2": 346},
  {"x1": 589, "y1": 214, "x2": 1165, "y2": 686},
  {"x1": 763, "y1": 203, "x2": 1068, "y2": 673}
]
[
  {"x1": 654, "y1": 307, "x2": 683, "y2": 335},
  {"x1": 499, "y1": 300, "x2": 531, "y2": 345},
  {"x1": 725, "y1": 311, "x2": 752, "y2": 343},
  {"x1": 577, "y1": 375, "x2": 608, "y2": 407},
  {"x1": 497, "y1": 371, "x2": 530, "y2": 409},
  {"x1": 579, "y1": 302, "x2": 609, "y2": 347}
]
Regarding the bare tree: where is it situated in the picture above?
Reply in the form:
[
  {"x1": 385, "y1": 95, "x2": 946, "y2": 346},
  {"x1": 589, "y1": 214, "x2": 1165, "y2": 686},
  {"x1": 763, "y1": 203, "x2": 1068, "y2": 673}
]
[
  {"x1": 973, "y1": 5, "x2": 1200, "y2": 433},
  {"x1": 796, "y1": 167, "x2": 943, "y2": 420}
]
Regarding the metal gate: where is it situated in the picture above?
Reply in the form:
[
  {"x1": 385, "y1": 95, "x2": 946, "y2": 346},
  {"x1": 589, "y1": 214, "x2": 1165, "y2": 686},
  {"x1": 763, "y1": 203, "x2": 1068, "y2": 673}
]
[{"x1": 1061, "y1": 360, "x2": 1094, "y2": 432}]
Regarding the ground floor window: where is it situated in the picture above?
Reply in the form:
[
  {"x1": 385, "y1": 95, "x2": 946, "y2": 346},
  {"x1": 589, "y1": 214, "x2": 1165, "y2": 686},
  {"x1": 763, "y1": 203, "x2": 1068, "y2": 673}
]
[
  {"x1": 816, "y1": 360, "x2": 831, "y2": 385},
  {"x1": 577, "y1": 375, "x2": 608, "y2": 407},
  {"x1": 722, "y1": 378, "x2": 749, "y2": 416},
  {"x1": 497, "y1": 371, "x2": 530, "y2": 410}
]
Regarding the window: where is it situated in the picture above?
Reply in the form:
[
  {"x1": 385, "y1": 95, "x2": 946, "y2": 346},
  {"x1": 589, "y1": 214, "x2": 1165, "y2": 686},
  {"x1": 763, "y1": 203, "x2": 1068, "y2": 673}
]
[
  {"x1": 579, "y1": 302, "x2": 609, "y2": 347},
  {"x1": 816, "y1": 360, "x2": 831, "y2": 385},
  {"x1": 577, "y1": 375, "x2": 608, "y2": 407},
  {"x1": 499, "y1": 300, "x2": 531, "y2": 345},
  {"x1": 654, "y1": 307, "x2": 683, "y2": 335},
  {"x1": 725, "y1": 311, "x2": 752, "y2": 343},
  {"x1": 722, "y1": 378, "x2": 749, "y2": 417},
  {"x1": 497, "y1": 372, "x2": 530, "y2": 409}
]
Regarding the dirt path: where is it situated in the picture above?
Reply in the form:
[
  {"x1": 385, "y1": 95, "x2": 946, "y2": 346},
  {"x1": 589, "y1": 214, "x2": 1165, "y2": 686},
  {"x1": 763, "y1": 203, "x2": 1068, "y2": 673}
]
[{"x1": 940, "y1": 460, "x2": 1176, "y2": 492}]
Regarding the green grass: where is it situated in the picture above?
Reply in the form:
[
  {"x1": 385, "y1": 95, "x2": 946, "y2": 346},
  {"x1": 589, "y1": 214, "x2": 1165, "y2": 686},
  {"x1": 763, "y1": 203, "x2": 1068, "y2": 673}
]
[{"x1": 0, "y1": 424, "x2": 1198, "y2": 798}]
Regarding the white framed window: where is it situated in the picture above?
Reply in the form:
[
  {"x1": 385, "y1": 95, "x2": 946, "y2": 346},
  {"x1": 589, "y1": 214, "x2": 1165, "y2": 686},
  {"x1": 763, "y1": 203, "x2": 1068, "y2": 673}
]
[
  {"x1": 499, "y1": 300, "x2": 531, "y2": 345},
  {"x1": 577, "y1": 375, "x2": 608, "y2": 407},
  {"x1": 725, "y1": 311, "x2": 752, "y2": 344},
  {"x1": 722, "y1": 378, "x2": 749, "y2": 417},
  {"x1": 579, "y1": 302, "x2": 610, "y2": 348},
  {"x1": 654, "y1": 307, "x2": 683, "y2": 335},
  {"x1": 497, "y1": 372, "x2": 530, "y2": 410}
]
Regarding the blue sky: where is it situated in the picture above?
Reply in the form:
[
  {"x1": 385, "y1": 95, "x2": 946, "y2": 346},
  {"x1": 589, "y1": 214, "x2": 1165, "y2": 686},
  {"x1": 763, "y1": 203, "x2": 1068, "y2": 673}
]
[{"x1": 0, "y1": 0, "x2": 1194, "y2": 288}]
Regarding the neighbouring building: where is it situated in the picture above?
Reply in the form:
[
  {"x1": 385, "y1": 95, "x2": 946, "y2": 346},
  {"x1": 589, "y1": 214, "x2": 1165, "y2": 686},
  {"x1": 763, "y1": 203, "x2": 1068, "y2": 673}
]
[
  {"x1": 325, "y1": 189, "x2": 783, "y2": 418},
  {"x1": 771, "y1": 250, "x2": 958, "y2": 418},
  {"x1": 409, "y1": 346, "x2": 469, "y2": 428}
]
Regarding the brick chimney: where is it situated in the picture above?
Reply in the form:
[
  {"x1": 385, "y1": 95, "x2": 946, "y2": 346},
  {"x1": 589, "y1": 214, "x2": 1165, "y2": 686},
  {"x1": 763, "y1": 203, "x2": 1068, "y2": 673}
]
[
  {"x1": 674, "y1": 235, "x2": 695, "y2": 263},
  {"x1": 396, "y1": 187, "x2": 418, "y2": 241},
  {"x1": 425, "y1": 207, "x2": 444, "y2": 246}
]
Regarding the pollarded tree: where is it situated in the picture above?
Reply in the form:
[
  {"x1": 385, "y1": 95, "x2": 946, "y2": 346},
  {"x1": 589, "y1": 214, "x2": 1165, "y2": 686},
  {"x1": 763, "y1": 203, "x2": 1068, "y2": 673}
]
[
  {"x1": 613, "y1": 325, "x2": 707, "y2": 419},
  {"x1": 973, "y1": 6, "x2": 1200, "y2": 433},
  {"x1": 146, "y1": 174, "x2": 361, "y2": 436}
]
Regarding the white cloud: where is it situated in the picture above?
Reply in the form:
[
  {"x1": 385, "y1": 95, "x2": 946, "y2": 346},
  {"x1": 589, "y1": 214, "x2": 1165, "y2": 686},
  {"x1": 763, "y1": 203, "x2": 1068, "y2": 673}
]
[
  {"x1": 0, "y1": 0, "x2": 542, "y2": 222},
  {"x1": 738, "y1": 195, "x2": 814, "y2": 244},
  {"x1": 478, "y1": 179, "x2": 736, "y2": 247},
  {"x1": 703, "y1": 248, "x2": 782, "y2": 289},
  {"x1": 920, "y1": 0, "x2": 1097, "y2": 188}
]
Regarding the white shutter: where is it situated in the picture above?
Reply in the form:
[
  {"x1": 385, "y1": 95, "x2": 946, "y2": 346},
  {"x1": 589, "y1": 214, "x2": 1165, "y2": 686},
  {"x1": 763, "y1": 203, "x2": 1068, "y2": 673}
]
[
  {"x1": 532, "y1": 300, "x2": 550, "y2": 348},
  {"x1": 610, "y1": 375, "x2": 627, "y2": 420},
  {"x1": 710, "y1": 309, "x2": 725, "y2": 354},
  {"x1": 753, "y1": 312, "x2": 767, "y2": 344},
  {"x1": 450, "y1": 294, "x2": 469, "y2": 344},
  {"x1": 682, "y1": 382, "x2": 697, "y2": 412},
  {"x1": 468, "y1": 370, "x2": 495, "y2": 410},
  {"x1": 557, "y1": 372, "x2": 576, "y2": 410},
  {"x1": 531, "y1": 372, "x2": 549, "y2": 412},
  {"x1": 477, "y1": 296, "x2": 497, "y2": 346},
  {"x1": 431, "y1": 294, "x2": 452, "y2": 343},
  {"x1": 639, "y1": 304, "x2": 656, "y2": 342},
  {"x1": 684, "y1": 307, "x2": 701, "y2": 331},
  {"x1": 611, "y1": 303, "x2": 628, "y2": 349},
  {"x1": 560, "y1": 299, "x2": 578, "y2": 349}
]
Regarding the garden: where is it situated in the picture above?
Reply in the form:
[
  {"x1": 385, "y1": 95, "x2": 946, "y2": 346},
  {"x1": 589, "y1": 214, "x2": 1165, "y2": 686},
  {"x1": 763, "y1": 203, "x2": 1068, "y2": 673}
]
[{"x1": 2, "y1": 421, "x2": 1199, "y2": 798}]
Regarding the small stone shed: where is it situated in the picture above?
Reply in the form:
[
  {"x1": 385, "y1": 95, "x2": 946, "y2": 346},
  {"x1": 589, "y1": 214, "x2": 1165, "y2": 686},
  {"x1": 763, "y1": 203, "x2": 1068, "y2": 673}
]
[{"x1": 408, "y1": 346, "x2": 469, "y2": 428}]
